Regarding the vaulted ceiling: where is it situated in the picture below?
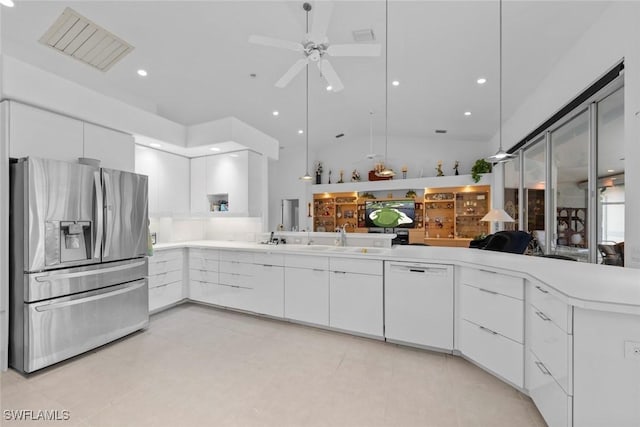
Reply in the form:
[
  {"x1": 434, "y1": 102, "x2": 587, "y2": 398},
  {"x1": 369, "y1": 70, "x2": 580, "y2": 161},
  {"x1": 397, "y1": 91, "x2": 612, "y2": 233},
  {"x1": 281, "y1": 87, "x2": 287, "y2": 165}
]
[{"x1": 1, "y1": 1, "x2": 611, "y2": 150}]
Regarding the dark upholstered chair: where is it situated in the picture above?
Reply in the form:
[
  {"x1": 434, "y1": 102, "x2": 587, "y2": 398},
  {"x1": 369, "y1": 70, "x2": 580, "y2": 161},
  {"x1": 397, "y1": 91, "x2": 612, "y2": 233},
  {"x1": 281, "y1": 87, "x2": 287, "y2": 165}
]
[
  {"x1": 482, "y1": 231, "x2": 533, "y2": 254},
  {"x1": 598, "y1": 243, "x2": 623, "y2": 266},
  {"x1": 469, "y1": 234, "x2": 493, "y2": 249}
]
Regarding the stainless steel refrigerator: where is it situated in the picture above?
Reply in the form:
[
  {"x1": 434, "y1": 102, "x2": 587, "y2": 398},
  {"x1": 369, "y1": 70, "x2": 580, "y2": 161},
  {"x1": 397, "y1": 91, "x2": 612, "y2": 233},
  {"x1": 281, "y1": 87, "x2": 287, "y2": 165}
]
[{"x1": 9, "y1": 157, "x2": 149, "y2": 373}]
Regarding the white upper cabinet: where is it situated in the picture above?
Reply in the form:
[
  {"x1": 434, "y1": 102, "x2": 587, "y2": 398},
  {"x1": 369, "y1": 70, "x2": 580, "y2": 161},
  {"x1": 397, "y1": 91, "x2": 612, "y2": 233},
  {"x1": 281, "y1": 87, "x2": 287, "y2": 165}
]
[
  {"x1": 83, "y1": 123, "x2": 134, "y2": 172},
  {"x1": 191, "y1": 150, "x2": 263, "y2": 216},
  {"x1": 135, "y1": 146, "x2": 189, "y2": 216},
  {"x1": 8, "y1": 101, "x2": 83, "y2": 162}
]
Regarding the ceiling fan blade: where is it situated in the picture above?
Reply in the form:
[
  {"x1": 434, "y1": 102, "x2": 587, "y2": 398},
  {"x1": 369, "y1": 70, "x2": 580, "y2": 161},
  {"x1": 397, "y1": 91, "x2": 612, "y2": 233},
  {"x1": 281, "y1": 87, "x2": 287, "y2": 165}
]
[
  {"x1": 275, "y1": 58, "x2": 309, "y2": 88},
  {"x1": 318, "y1": 59, "x2": 344, "y2": 92},
  {"x1": 248, "y1": 35, "x2": 303, "y2": 52},
  {"x1": 327, "y1": 44, "x2": 382, "y2": 57},
  {"x1": 309, "y1": 1, "x2": 334, "y2": 43}
]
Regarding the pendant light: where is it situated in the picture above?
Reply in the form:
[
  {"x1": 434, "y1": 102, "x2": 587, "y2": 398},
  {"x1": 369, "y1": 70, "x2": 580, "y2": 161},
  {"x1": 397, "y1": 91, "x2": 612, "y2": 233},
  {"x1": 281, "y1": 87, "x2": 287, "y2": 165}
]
[
  {"x1": 300, "y1": 4, "x2": 313, "y2": 181},
  {"x1": 486, "y1": 0, "x2": 515, "y2": 164},
  {"x1": 376, "y1": 0, "x2": 395, "y2": 178}
]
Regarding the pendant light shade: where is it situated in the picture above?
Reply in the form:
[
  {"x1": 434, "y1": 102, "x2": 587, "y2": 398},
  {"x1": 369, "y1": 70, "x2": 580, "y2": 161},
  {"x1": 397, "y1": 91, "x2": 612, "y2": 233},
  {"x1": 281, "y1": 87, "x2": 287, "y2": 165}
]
[
  {"x1": 375, "y1": 0, "x2": 395, "y2": 178},
  {"x1": 486, "y1": 0, "x2": 515, "y2": 165},
  {"x1": 300, "y1": 6, "x2": 313, "y2": 182}
]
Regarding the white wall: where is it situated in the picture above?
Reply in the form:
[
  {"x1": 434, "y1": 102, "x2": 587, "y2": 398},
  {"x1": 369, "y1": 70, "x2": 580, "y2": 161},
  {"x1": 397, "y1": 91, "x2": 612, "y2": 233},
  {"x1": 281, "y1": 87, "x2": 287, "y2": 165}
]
[
  {"x1": 0, "y1": 8, "x2": 8, "y2": 371},
  {"x1": 268, "y1": 134, "x2": 488, "y2": 232},
  {"x1": 491, "y1": 2, "x2": 640, "y2": 267}
]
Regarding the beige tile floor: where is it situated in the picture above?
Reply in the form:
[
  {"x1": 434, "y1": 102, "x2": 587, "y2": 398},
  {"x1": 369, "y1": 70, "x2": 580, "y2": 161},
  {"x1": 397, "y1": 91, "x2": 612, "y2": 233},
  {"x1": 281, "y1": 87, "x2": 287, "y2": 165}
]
[{"x1": 1, "y1": 303, "x2": 547, "y2": 427}]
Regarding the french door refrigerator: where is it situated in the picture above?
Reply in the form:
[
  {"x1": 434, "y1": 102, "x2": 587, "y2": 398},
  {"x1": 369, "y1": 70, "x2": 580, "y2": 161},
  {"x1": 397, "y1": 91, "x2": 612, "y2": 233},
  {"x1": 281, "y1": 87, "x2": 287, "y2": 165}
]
[{"x1": 9, "y1": 157, "x2": 149, "y2": 373}]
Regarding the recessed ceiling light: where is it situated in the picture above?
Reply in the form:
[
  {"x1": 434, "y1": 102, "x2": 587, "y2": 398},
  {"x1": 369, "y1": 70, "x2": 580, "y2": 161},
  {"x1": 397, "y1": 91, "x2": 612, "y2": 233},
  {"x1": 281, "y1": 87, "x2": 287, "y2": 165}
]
[
  {"x1": 0, "y1": 0, "x2": 15, "y2": 7},
  {"x1": 137, "y1": 69, "x2": 148, "y2": 77},
  {"x1": 149, "y1": 142, "x2": 161, "y2": 148},
  {"x1": 392, "y1": 80, "x2": 400, "y2": 86},
  {"x1": 477, "y1": 77, "x2": 487, "y2": 85},
  {"x1": 272, "y1": 111, "x2": 279, "y2": 116},
  {"x1": 210, "y1": 147, "x2": 221, "y2": 152},
  {"x1": 607, "y1": 169, "x2": 614, "y2": 173},
  {"x1": 326, "y1": 85, "x2": 333, "y2": 91},
  {"x1": 464, "y1": 111, "x2": 472, "y2": 116},
  {"x1": 229, "y1": 153, "x2": 239, "y2": 158},
  {"x1": 298, "y1": 130, "x2": 304, "y2": 134}
]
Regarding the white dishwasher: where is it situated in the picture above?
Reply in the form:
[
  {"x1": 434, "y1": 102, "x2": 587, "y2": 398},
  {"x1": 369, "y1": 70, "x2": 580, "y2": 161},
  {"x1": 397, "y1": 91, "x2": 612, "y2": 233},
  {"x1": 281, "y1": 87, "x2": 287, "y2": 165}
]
[{"x1": 384, "y1": 261, "x2": 454, "y2": 350}]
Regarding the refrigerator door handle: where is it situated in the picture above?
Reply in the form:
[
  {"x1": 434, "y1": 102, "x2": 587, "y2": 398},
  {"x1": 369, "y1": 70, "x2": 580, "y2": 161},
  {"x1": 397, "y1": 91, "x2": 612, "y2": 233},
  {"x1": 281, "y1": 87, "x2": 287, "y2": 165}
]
[
  {"x1": 34, "y1": 280, "x2": 146, "y2": 312},
  {"x1": 94, "y1": 171, "x2": 104, "y2": 259},
  {"x1": 103, "y1": 171, "x2": 113, "y2": 257},
  {"x1": 34, "y1": 260, "x2": 147, "y2": 283}
]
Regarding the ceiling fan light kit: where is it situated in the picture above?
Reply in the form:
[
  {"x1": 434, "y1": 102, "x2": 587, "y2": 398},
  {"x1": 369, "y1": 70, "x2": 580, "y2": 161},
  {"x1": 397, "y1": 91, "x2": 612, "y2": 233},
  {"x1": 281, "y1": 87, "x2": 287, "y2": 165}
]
[
  {"x1": 486, "y1": 0, "x2": 515, "y2": 165},
  {"x1": 249, "y1": 2, "x2": 381, "y2": 92}
]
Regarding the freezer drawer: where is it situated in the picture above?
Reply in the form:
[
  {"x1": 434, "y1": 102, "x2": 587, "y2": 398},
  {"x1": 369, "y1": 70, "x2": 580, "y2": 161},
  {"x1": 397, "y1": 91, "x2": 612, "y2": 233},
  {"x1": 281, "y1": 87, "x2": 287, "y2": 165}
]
[{"x1": 19, "y1": 280, "x2": 148, "y2": 373}]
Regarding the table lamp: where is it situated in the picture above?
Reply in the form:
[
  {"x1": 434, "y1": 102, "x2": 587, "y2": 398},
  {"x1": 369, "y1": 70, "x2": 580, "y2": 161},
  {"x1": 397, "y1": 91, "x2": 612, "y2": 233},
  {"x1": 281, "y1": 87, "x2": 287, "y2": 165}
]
[{"x1": 481, "y1": 208, "x2": 515, "y2": 232}]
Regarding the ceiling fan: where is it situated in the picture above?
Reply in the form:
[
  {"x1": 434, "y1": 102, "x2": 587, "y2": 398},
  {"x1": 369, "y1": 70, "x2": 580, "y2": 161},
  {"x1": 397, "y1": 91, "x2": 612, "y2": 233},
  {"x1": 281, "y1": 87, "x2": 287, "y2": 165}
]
[{"x1": 249, "y1": 2, "x2": 381, "y2": 92}]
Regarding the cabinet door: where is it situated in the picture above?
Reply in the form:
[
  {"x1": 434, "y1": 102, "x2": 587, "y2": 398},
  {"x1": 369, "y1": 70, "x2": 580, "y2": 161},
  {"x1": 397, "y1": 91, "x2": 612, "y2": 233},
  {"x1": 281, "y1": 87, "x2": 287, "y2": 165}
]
[
  {"x1": 329, "y1": 271, "x2": 383, "y2": 337},
  {"x1": 251, "y1": 264, "x2": 284, "y2": 317},
  {"x1": 385, "y1": 262, "x2": 453, "y2": 349},
  {"x1": 205, "y1": 152, "x2": 249, "y2": 215},
  {"x1": 83, "y1": 123, "x2": 134, "y2": 172},
  {"x1": 284, "y1": 267, "x2": 329, "y2": 326},
  {"x1": 134, "y1": 146, "x2": 159, "y2": 214},
  {"x1": 156, "y1": 150, "x2": 189, "y2": 215},
  {"x1": 190, "y1": 157, "x2": 207, "y2": 214},
  {"x1": 9, "y1": 102, "x2": 83, "y2": 162}
]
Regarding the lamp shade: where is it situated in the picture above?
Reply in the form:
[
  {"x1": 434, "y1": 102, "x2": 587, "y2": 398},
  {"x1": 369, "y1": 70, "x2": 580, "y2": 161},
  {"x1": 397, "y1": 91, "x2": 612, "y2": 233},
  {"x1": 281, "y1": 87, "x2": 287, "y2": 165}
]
[{"x1": 481, "y1": 208, "x2": 515, "y2": 223}]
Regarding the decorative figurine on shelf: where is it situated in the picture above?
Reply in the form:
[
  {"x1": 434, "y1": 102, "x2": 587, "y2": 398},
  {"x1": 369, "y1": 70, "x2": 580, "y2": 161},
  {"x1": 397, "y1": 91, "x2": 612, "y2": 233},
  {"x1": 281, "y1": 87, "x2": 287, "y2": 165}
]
[
  {"x1": 351, "y1": 169, "x2": 361, "y2": 182},
  {"x1": 315, "y1": 162, "x2": 323, "y2": 184},
  {"x1": 402, "y1": 165, "x2": 408, "y2": 179},
  {"x1": 436, "y1": 160, "x2": 444, "y2": 177},
  {"x1": 328, "y1": 170, "x2": 332, "y2": 184},
  {"x1": 338, "y1": 169, "x2": 344, "y2": 184},
  {"x1": 453, "y1": 161, "x2": 460, "y2": 176}
]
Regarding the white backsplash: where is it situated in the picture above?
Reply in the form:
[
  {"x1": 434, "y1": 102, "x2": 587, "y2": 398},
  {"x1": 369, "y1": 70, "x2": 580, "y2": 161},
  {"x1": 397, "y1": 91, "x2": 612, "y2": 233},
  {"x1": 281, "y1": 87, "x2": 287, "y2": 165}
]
[{"x1": 150, "y1": 216, "x2": 262, "y2": 243}]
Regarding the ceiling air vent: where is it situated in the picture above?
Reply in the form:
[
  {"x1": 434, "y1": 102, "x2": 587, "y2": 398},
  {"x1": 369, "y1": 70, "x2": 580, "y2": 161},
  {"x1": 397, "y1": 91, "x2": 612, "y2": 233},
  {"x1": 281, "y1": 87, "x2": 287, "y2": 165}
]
[{"x1": 39, "y1": 7, "x2": 134, "y2": 72}]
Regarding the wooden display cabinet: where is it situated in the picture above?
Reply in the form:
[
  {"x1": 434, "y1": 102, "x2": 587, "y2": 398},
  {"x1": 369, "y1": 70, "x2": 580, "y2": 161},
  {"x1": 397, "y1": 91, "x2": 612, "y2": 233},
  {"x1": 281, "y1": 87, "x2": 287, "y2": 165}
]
[{"x1": 313, "y1": 192, "x2": 358, "y2": 232}]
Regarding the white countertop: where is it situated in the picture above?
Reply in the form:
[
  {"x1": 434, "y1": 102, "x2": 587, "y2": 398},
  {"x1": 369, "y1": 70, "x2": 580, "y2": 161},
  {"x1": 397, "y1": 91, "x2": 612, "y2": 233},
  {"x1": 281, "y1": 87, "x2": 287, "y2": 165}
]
[{"x1": 152, "y1": 240, "x2": 640, "y2": 314}]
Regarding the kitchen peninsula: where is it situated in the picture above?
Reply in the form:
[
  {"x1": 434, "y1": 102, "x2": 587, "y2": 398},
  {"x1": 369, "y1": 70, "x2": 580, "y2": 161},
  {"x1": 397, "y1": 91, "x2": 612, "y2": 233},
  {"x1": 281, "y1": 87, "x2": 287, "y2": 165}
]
[{"x1": 148, "y1": 238, "x2": 640, "y2": 427}]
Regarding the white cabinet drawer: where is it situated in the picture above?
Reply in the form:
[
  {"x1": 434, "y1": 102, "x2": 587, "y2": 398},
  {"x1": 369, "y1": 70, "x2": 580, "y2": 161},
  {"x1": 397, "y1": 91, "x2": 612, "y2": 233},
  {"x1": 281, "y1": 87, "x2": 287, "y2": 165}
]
[
  {"x1": 189, "y1": 269, "x2": 218, "y2": 283},
  {"x1": 219, "y1": 260, "x2": 250, "y2": 274},
  {"x1": 189, "y1": 258, "x2": 219, "y2": 272},
  {"x1": 459, "y1": 319, "x2": 523, "y2": 387},
  {"x1": 219, "y1": 250, "x2": 254, "y2": 263},
  {"x1": 284, "y1": 254, "x2": 329, "y2": 270},
  {"x1": 530, "y1": 303, "x2": 572, "y2": 395},
  {"x1": 253, "y1": 252, "x2": 284, "y2": 267},
  {"x1": 284, "y1": 267, "x2": 329, "y2": 326},
  {"x1": 149, "y1": 257, "x2": 183, "y2": 276},
  {"x1": 219, "y1": 271, "x2": 253, "y2": 288},
  {"x1": 329, "y1": 257, "x2": 383, "y2": 276},
  {"x1": 149, "y1": 270, "x2": 182, "y2": 289},
  {"x1": 460, "y1": 284, "x2": 523, "y2": 343},
  {"x1": 151, "y1": 249, "x2": 183, "y2": 262},
  {"x1": 529, "y1": 281, "x2": 572, "y2": 334},
  {"x1": 527, "y1": 350, "x2": 572, "y2": 427},
  {"x1": 189, "y1": 248, "x2": 219, "y2": 261},
  {"x1": 459, "y1": 267, "x2": 523, "y2": 300},
  {"x1": 189, "y1": 280, "x2": 224, "y2": 305},
  {"x1": 149, "y1": 281, "x2": 183, "y2": 312}
]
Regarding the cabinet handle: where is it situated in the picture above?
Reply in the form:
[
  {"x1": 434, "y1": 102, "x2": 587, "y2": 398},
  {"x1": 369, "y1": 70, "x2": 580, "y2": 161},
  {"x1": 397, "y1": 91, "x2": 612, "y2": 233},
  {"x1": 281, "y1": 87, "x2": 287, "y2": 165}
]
[
  {"x1": 478, "y1": 287, "x2": 498, "y2": 295},
  {"x1": 333, "y1": 271, "x2": 347, "y2": 274},
  {"x1": 409, "y1": 269, "x2": 425, "y2": 273},
  {"x1": 479, "y1": 269, "x2": 497, "y2": 274},
  {"x1": 535, "y1": 311, "x2": 551, "y2": 321},
  {"x1": 262, "y1": 264, "x2": 273, "y2": 267},
  {"x1": 535, "y1": 285, "x2": 549, "y2": 294},
  {"x1": 535, "y1": 361, "x2": 552, "y2": 376},
  {"x1": 312, "y1": 269, "x2": 325, "y2": 272},
  {"x1": 478, "y1": 325, "x2": 498, "y2": 335}
]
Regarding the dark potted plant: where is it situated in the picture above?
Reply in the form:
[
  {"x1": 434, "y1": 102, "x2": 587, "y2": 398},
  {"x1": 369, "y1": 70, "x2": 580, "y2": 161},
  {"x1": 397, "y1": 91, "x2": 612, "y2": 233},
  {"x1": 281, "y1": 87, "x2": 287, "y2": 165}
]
[{"x1": 471, "y1": 159, "x2": 492, "y2": 183}]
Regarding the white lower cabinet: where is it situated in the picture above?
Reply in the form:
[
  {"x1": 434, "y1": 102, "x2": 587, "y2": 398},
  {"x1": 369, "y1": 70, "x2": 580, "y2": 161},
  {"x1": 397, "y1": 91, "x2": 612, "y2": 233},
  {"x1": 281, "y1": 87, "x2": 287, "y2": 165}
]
[
  {"x1": 329, "y1": 258, "x2": 383, "y2": 337},
  {"x1": 284, "y1": 266, "x2": 329, "y2": 326},
  {"x1": 457, "y1": 266, "x2": 524, "y2": 387},
  {"x1": 251, "y1": 264, "x2": 284, "y2": 317},
  {"x1": 527, "y1": 349, "x2": 572, "y2": 427},
  {"x1": 149, "y1": 282, "x2": 183, "y2": 312},
  {"x1": 384, "y1": 262, "x2": 453, "y2": 349},
  {"x1": 148, "y1": 249, "x2": 184, "y2": 313}
]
